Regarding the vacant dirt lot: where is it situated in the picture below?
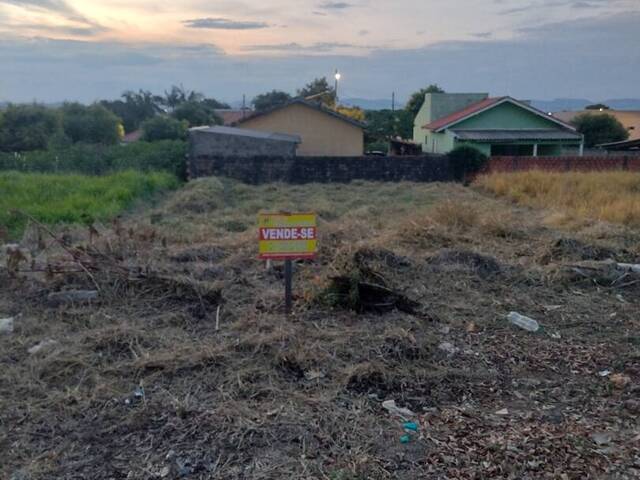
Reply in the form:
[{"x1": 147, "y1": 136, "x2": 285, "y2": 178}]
[{"x1": 1, "y1": 177, "x2": 639, "y2": 479}]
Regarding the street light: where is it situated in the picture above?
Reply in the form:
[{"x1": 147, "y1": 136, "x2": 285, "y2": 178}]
[{"x1": 334, "y1": 69, "x2": 341, "y2": 103}]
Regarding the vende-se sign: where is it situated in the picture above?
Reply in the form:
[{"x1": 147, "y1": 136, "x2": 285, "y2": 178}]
[{"x1": 258, "y1": 213, "x2": 317, "y2": 260}]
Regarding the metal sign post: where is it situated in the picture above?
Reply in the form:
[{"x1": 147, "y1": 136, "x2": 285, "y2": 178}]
[{"x1": 258, "y1": 213, "x2": 317, "y2": 315}]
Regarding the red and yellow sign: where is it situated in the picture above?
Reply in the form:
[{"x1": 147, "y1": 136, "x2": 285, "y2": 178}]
[{"x1": 258, "y1": 212, "x2": 317, "y2": 260}]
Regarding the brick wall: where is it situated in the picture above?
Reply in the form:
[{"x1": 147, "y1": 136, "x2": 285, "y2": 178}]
[
  {"x1": 487, "y1": 155, "x2": 640, "y2": 173},
  {"x1": 189, "y1": 154, "x2": 452, "y2": 184}
]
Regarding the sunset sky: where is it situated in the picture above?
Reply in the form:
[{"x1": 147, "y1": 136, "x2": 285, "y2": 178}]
[{"x1": 1, "y1": 0, "x2": 639, "y2": 103}]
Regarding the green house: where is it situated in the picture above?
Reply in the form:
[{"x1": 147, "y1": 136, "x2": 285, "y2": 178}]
[{"x1": 413, "y1": 93, "x2": 584, "y2": 156}]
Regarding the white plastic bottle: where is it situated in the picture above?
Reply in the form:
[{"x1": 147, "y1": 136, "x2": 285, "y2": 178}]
[{"x1": 507, "y1": 312, "x2": 540, "y2": 332}]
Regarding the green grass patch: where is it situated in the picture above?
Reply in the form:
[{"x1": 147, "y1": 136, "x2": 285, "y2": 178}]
[{"x1": 0, "y1": 170, "x2": 179, "y2": 239}]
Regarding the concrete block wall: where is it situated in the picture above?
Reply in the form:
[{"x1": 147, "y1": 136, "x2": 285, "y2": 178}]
[{"x1": 188, "y1": 155, "x2": 452, "y2": 184}]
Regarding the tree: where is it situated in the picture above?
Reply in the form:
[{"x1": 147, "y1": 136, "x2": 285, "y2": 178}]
[
  {"x1": 336, "y1": 105, "x2": 365, "y2": 122},
  {"x1": 172, "y1": 101, "x2": 221, "y2": 127},
  {"x1": 101, "y1": 90, "x2": 163, "y2": 132},
  {"x1": 585, "y1": 103, "x2": 610, "y2": 110},
  {"x1": 571, "y1": 113, "x2": 629, "y2": 147},
  {"x1": 252, "y1": 90, "x2": 292, "y2": 111},
  {"x1": 405, "y1": 84, "x2": 445, "y2": 118},
  {"x1": 0, "y1": 103, "x2": 62, "y2": 152},
  {"x1": 363, "y1": 109, "x2": 413, "y2": 151},
  {"x1": 61, "y1": 103, "x2": 123, "y2": 145},
  {"x1": 141, "y1": 116, "x2": 187, "y2": 142},
  {"x1": 297, "y1": 78, "x2": 335, "y2": 107}
]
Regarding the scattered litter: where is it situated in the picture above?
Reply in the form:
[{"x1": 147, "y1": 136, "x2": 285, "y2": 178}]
[
  {"x1": 159, "y1": 466, "x2": 170, "y2": 478},
  {"x1": 438, "y1": 342, "x2": 459, "y2": 355},
  {"x1": 495, "y1": 408, "x2": 509, "y2": 416},
  {"x1": 507, "y1": 312, "x2": 540, "y2": 333},
  {"x1": 591, "y1": 432, "x2": 612, "y2": 446},
  {"x1": 402, "y1": 422, "x2": 419, "y2": 432},
  {"x1": 617, "y1": 263, "x2": 640, "y2": 274},
  {"x1": 466, "y1": 321, "x2": 477, "y2": 333},
  {"x1": 610, "y1": 373, "x2": 631, "y2": 390},
  {"x1": 598, "y1": 370, "x2": 611, "y2": 377},
  {"x1": 382, "y1": 399, "x2": 415, "y2": 420},
  {"x1": 400, "y1": 434, "x2": 411, "y2": 444},
  {"x1": 549, "y1": 331, "x2": 561, "y2": 339},
  {"x1": 47, "y1": 290, "x2": 99, "y2": 306},
  {"x1": 0, "y1": 317, "x2": 14, "y2": 335},
  {"x1": 438, "y1": 325, "x2": 451, "y2": 335},
  {"x1": 27, "y1": 339, "x2": 58, "y2": 355}
]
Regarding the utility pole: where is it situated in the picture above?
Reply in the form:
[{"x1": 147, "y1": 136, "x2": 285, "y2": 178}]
[{"x1": 392, "y1": 92, "x2": 395, "y2": 112}]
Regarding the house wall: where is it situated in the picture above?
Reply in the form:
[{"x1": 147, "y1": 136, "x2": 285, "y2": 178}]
[
  {"x1": 239, "y1": 103, "x2": 364, "y2": 156},
  {"x1": 414, "y1": 93, "x2": 488, "y2": 148},
  {"x1": 189, "y1": 130, "x2": 298, "y2": 158},
  {"x1": 554, "y1": 110, "x2": 640, "y2": 141}
]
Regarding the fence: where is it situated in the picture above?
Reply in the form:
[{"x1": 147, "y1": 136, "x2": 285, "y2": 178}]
[
  {"x1": 188, "y1": 154, "x2": 452, "y2": 184},
  {"x1": 487, "y1": 155, "x2": 640, "y2": 173}
]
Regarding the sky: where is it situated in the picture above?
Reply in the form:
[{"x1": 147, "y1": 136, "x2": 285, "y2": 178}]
[{"x1": 0, "y1": 0, "x2": 639, "y2": 104}]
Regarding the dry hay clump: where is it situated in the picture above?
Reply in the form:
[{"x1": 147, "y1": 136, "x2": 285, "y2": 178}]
[
  {"x1": 538, "y1": 237, "x2": 638, "y2": 265},
  {"x1": 426, "y1": 248, "x2": 503, "y2": 278}
]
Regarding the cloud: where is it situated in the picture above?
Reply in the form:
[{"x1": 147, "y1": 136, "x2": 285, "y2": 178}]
[
  {"x1": 358, "y1": 29, "x2": 369, "y2": 36},
  {"x1": 317, "y1": 2, "x2": 354, "y2": 10},
  {"x1": 0, "y1": 12, "x2": 638, "y2": 104},
  {"x1": 11, "y1": 23, "x2": 107, "y2": 36},
  {"x1": 243, "y1": 41, "x2": 374, "y2": 53},
  {"x1": 472, "y1": 32, "x2": 492, "y2": 38},
  {"x1": 182, "y1": 17, "x2": 269, "y2": 29},
  {"x1": 1, "y1": 0, "x2": 93, "y2": 24}
]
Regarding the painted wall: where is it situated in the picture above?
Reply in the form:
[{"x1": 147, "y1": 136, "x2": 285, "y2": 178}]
[
  {"x1": 454, "y1": 102, "x2": 561, "y2": 130},
  {"x1": 413, "y1": 93, "x2": 487, "y2": 148},
  {"x1": 239, "y1": 103, "x2": 364, "y2": 156}
]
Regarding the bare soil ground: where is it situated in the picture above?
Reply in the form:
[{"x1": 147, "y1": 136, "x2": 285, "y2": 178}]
[{"x1": 1, "y1": 178, "x2": 639, "y2": 479}]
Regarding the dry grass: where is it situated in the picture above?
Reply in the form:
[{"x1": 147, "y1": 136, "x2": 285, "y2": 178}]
[
  {"x1": 1, "y1": 177, "x2": 640, "y2": 479},
  {"x1": 477, "y1": 170, "x2": 640, "y2": 227}
]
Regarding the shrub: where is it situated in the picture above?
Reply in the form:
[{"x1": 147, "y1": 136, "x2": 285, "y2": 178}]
[
  {"x1": 60, "y1": 102, "x2": 123, "y2": 145},
  {"x1": 142, "y1": 116, "x2": 188, "y2": 141},
  {"x1": 571, "y1": 113, "x2": 629, "y2": 147},
  {"x1": 0, "y1": 140, "x2": 188, "y2": 180},
  {"x1": 447, "y1": 146, "x2": 488, "y2": 182}
]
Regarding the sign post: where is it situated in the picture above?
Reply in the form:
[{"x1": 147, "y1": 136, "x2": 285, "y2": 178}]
[{"x1": 258, "y1": 213, "x2": 317, "y2": 314}]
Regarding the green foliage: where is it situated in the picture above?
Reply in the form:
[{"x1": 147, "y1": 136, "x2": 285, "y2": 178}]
[
  {"x1": 0, "y1": 170, "x2": 179, "y2": 239},
  {"x1": 405, "y1": 84, "x2": 445, "y2": 117},
  {"x1": 252, "y1": 90, "x2": 292, "y2": 111},
  {"x1": 101, "y1": 90, "x2": 163, "y2": 133},
  {"x1": 61, "y1": 102, "x2": 123, "y2": 145},
  {"x1": 0, "y1": 140, "x2": 188, "y2": 179},
  {"x1": 172, "y1": 101, "x2": 221, "y2": 127},
  {"x1": 0, "y1": 104, "x2": 62, "y2": 152},
  {"x1": 364, "y1": 109, "x2": 413, "y2": 149},
  {"x1": 571, "y1": 113, "x2": 629, "y2": 147},
  {"x1": 141, "y1": 116, "x2": 188, "y2": 142},
  {"x1": 297, "y1": 77, "x2": 336, "y2": 107},
  {"x1": 447, "y1": 145, "x2": 488, "y2": 182}
]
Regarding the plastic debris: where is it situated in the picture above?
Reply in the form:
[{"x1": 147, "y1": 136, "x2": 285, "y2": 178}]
[
  {"x1": 400, "y1": 434, "x2": 411, "y2": 444},
  {"x1": 507, "y1": 312, "x2": 540, "y2": 332},
  {"x1": 598, "y1": 370, "x2": 611, "y2": 377},
  {"x1": 495, "y1": 408, "x2": 509, "y2": 416},
  {"x1": 591, "y1": 432, "x2": 612, "y2": 446},
  {"x1": 27, "y1": 339, "x2": 58, "y2": 355},
  {"x1": 402, "y1": 421, "x2": 419, "y2": 432},
  {"x1": 0, "y1": 317, "x2": 14, "y2": 335},
  {"x1": 382, "y1": 400, "x2": 415, "y2": 420}
]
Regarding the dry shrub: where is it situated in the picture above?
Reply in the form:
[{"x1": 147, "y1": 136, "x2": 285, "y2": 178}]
[{"x1": 477, "y1": 170, "x2": 640, "y2": 227}]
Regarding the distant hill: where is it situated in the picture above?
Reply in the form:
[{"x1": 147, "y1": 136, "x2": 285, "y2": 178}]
[{"x1": 531, "y1": 98, "x2": 640, "y2": 112}]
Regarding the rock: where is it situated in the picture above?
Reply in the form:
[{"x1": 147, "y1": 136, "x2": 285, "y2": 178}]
[
  {"x1": 610, "y1": 373, "x2": 631, "y2": 390},
  {"x1": 0, "y1": 316, "x2": 14, "y2": 335},
  {"x1": 495, "y1": 408, "x2": 509, "y2": 416},
  {"x1": 47, "y1": 290, "x2": 99, "y2": 306},
  {"x1": 591, "y1": 432, "x2": 612, "y2": 446},
  {"x1": 28, "y1": 339, "x2": 58, "y2": 355},
  {"x1": 438, "y1": 342, "x2": 458, "y2": 355}
]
